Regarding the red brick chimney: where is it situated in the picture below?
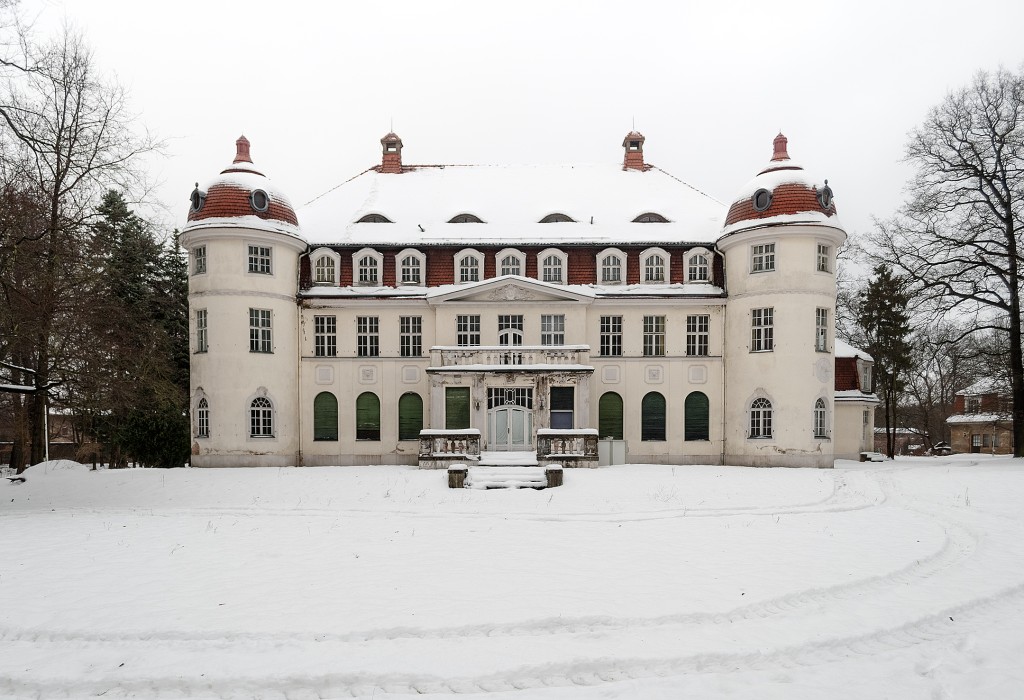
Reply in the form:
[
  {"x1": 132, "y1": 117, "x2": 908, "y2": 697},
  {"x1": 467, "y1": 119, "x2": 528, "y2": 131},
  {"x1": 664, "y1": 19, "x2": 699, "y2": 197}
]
[
  {"x1": 622, "y1": 131, "x2": 646, "y2": 171},
  {"x1": 234, "y1": 134, "x2": 252, "y2": 164},
  {"x1": 380, "y1": 132, "x2": 403, "y2": 174}
]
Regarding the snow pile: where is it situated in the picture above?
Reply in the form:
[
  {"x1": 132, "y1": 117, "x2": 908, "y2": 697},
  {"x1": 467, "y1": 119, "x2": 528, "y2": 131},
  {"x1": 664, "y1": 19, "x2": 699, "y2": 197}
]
[{"x1": 23, "y1": 459, "x2": 92, "y2": 476}]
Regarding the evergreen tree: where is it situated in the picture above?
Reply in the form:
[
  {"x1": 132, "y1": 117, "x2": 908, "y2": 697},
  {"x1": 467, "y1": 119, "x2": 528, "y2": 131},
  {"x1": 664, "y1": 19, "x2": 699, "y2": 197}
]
[{"x1": 859, "y1": 264, "x2": 914, "y2": 457}]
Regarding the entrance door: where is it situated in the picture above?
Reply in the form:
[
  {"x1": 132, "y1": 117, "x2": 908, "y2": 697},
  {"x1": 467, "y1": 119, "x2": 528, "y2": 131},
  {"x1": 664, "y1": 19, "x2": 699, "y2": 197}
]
[{"x1": 487, "y1": 387, "x2": 533, "y2": 450}]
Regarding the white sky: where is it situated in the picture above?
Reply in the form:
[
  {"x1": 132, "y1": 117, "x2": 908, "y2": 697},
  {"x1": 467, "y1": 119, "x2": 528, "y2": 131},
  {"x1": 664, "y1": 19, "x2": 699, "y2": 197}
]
[{"x1": 24, "y1": 0, "x2": 1024, "y2": 243}]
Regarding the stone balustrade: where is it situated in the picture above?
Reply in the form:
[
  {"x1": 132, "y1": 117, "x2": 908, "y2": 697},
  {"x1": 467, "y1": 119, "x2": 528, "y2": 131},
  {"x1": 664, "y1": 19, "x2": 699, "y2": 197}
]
[
  {"x1": 430, "y1": 345, "x2": 589, "y2": 369},
  {"x1": 418, "y1": 428, "x2": 481, "y2": 470},
  {"x1": 536, "y1": 428, "x2": 599, "y2": 469}
]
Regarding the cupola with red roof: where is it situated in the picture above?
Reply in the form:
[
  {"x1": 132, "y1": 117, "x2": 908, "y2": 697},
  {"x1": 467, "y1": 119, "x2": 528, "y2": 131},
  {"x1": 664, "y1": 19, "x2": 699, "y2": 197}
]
[
  {"x1": 722, "y1": 132, "x2": 838, "y2": 234},
  {"x1": 622, "y1": 130, "x2": 647, "y2": 171},
  {"x1": 380, "y1": 132, "x2": 403, "y2": 174},
  {"x1": 184, "y1": 135, "x2": 300, "y2": 237}
]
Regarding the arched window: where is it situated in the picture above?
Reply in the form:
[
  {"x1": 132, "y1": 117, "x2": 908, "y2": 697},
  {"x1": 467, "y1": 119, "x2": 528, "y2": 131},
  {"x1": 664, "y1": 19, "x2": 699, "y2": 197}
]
[
  {"x1": 448, "y1": 213, "x2": 484, "y2": 223},
  {"x1": 644, "y1": 254, "x2": 666, "y2": 283},
  {"x1": 500, "y1": 255, "x2": 521, "y2": 276},
  {"x1": 196, "y1": 398, "x2": 210, "y2": 438},
  {"x1": 539, "y1": 249, "x2": 566, "y2": 284},
  {"x1": 397, "y1": 249, "x2": 424, "y2": 285},
  {"x1": 684, "y1": 392, "x2": 709, "y2": 441},
  {"x1": 313, "y1": 392, "x2": 338, "y2": 441},
  {"x1": 456, "y1": 249, "x2": 483, "y2": 283},
  {"x1": 398, "y1": 393, "x2": 424, "y2": 441},
  {"x1": 356, "y1": 213, "x2": 392, "y2": 223},
  {"x1": 814, "y1": 398, "x2": 828, "y2": 438},
  {"x1": 249, "y1": 396, "x2": 273, "y2": 438},
  {"x1": 599, "y1": 392, "x2": 624, "y2": 440},
  {"x1": 356, "y1": 392, "x2": 381, "y2": 441},
  {"x1": 354, "y1": 249, "x2": 382, "y2": 285},
  {"x1": 633, "y1": 212, "x2": 669, "y2": 223},
  {"x1": 314, "y1": 256, "x2": 336, "y2": 284},
  {"x1": 539, "y1": 213, "x2": 575, "y2": 223},
  {"x1": 749, "y1": 398, "x2": 773, "y2": 438},
  {"x1": 687, "y1": 253, "x2": 709, "y2": 283},
  {"x1": 641, "y1": 392, "x2": 666, "y2": 441},
  {"x1": 601, "y1": 254, "x2": 622, "y2": 283}
]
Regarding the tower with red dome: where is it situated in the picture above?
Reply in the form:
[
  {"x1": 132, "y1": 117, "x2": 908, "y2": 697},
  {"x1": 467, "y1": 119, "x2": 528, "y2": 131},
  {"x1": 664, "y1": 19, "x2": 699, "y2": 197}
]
[
  {"x1": 180, "y1": 136, "x2": 307, "y2": 467},
  {"x1": 717, "y1": 133, "x2": 847, "y2": 467}
]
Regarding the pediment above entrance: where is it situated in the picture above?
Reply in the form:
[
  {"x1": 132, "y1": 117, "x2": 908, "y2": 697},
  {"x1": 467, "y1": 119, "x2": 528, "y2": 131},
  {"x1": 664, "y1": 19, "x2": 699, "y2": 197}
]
[{"x1": 426, "y1": 275, "x2": 595, "y2": 305}]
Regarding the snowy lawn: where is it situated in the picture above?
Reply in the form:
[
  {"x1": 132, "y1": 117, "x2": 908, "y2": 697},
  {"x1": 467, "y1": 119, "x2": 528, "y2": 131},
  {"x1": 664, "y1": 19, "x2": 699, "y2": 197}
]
[{"x1": 1, "y1": 456, "x2": 1024, "y2": 699}]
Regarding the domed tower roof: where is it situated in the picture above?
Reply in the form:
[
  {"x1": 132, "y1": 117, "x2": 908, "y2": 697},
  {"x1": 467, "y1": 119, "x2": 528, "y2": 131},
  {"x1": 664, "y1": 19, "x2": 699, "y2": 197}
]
[
  {"x1": 184, "y1": 135, "x2": 301, "y2": 238},
  {"x1": 721, "y1": 133, "x2": 839, "y2": 236}
]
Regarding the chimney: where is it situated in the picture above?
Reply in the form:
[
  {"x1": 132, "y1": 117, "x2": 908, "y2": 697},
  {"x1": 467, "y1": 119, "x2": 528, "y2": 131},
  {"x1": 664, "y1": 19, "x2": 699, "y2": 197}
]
[
  {"x1": 234, "y1": 134, "x2": 252, "y2": 164},
  {"x1": 380, "y1": 132, "x2": 403, "y2": 174},
  {"x1": 622, "y1": 131, "x2": 646, "y2": 171}
]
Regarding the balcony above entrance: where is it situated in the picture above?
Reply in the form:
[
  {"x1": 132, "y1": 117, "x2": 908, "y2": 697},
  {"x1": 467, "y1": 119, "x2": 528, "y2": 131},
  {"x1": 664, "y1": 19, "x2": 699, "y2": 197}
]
[{"x1": 427, "y1": 345, "x2": 593, "y2": 373}]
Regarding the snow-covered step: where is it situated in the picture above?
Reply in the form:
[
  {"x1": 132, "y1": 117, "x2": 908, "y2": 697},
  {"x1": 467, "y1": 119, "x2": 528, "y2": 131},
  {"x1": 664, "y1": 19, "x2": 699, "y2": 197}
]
[
  {"x1": 465, "y1": 466, "x2": 548, "y2": 489},
  {"x1": 477, "y1": 451, "x2": 539, "y2": 467}
]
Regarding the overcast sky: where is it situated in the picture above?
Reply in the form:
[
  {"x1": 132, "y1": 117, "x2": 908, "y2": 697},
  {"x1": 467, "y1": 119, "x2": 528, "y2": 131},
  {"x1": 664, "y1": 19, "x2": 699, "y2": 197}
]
[{"x1": 25, "y1": 0, "x2": 1024, "y2": 247}]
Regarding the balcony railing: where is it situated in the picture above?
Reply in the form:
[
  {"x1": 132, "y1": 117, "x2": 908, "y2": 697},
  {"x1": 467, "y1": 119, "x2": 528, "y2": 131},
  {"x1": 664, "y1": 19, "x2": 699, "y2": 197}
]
[{"x1": 430, "y1": 345, "x2": 590, "y2": 369}]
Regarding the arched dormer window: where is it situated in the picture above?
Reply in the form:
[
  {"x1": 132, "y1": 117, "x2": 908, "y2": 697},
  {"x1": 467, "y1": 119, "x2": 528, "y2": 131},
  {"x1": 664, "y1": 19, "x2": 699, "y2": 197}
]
[
  {"x1": 455, "y1": 248, "x2": 484, "y2": 283},
  {"x1": 598, "y1": 248, "x2": 626, "y2": 284},
  {"x1": 538, "y1": 248, "x2": 567, "y2": 284},
  {"x1": 356, "y1": 213, "x2": 392, "y2": 223},
  {"x1": 310, "y1": 247, "x2": 340, "y2": 285},
  {"x1": 539, "y1": 213, "x2": 575, "y2": 223},
  {"x1": 353, "y1": 248, "x2": 383, "y2": 286},
  {"x1": 641, "y1": 247, "x2": 670, "y2": 284},
  {"x1": 496, "y1": 248, "x2": 525, "y2": 277},
  {"x1": 189, "y1": 186, "x2": 206, "y2": 213},
  {"x1": 687, "y1": 248, "x2": 710, "y2": 283},
  {"x1": 396, "y1": 249, "x2": 425, "y2": 285},
  {"x1": 633, "y1": 212, "x2": 669, "y2": 223},
  {"x1": 448, "y1": 213, "x2": 485, "y2": 223}
]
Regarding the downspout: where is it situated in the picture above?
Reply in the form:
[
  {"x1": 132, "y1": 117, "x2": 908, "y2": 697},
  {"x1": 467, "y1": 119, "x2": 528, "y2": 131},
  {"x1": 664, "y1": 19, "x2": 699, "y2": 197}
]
[
  {"x1": 295, "y1": 296, "x2": 303, "y2": 467},
  {"x1": 719, "y1": 251, "x2": 728, "y2": 466}
]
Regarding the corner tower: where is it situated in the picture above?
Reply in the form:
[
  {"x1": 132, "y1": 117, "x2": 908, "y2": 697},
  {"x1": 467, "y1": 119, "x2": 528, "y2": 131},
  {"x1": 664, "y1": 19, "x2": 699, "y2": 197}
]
[
  {"x1": 717, "y1": 134, "x2": 846, "y2": 467},
  {"x1": 180, "y1": 136, "x2": 306, "y2": 467}
]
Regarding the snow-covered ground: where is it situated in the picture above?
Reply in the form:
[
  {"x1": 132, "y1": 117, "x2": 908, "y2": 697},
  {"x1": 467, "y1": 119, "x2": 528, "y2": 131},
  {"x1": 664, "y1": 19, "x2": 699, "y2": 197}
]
[{"x1": 2, "y1": 455, "x2": 1023, "y2": 699}]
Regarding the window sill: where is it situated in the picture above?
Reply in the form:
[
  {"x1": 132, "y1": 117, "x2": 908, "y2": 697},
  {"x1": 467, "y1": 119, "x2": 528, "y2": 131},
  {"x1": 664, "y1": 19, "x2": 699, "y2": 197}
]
[
  {"x1": 247, "y1": 271, "x2": 273, "y2": 275},
  {"x1": 750, "y1": 349, "x2": 774, "y2": 353},
  {"x1": 747, "y1": 435, "x2": 773, "y2": 440},
  {"x1": 250, "y1": 350, "x2": 274, "y2": 354},
  {"x1": 194, "y1": 350, "x2": 207, "y2": 355}
]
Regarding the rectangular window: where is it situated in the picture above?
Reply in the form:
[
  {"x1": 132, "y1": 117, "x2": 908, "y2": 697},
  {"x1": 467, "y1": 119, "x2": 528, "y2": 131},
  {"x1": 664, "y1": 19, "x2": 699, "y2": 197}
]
[
  {"x1": 445, "y1": 387, "x2": 471, "y2": 429},
  {"x1": 817, "y1": 243, "x2": 831, "y2": 273},
  {"x1": 400, "y1": 316, "x2": 422, "y2": 357},
  {"x1": 972, "y1": 434, "x2": 982, "y2": 448},
  {"x1": 193, "y1": 245, "x2": 207, "y2": 275},
  {"x1": 686, "y1": 314, "x2": 709, "y2": 356},
  {"x1": 541, "y1": 314, "x2": 565, "y2": 345},
  {"x1": 357, "y1": 316, "x2": 379, "y2": 357},
  {"x1": 249, "y1": 308, "x2": 272, "y2": 353},
  {"x1": 196, "y1": 309, "x2": 208, "y2": 353},
  {"x1": 457, "y1": 315, "x2": 481, "y2": 346},
  {"x1": 751, "y1": 243, "x2": 775, "y2": 272},
  {"x1": 600, "y1": 316, "x2": 622, "y2": 357},
  {"x1": 643, "y1": 315, "x2": 665, "y2": 356},
  {"x1": 550, "y1": 387, "x2": 574, "y2": 429},
  {"x1": 815, "y1": 308, "x2": 828, "y2": 352},
  {"x1": 314, "y1": 315, "x2": 337, "y2": 357},
  {"x1": 751, "y1": 307, "x2": 774, "y2": 352},
  {"x1": 247, "y1": 245, "x2": 272, "y2": 274},
  {"x1": 965, "y1": 396, "x2": 981, "y2": 413}
]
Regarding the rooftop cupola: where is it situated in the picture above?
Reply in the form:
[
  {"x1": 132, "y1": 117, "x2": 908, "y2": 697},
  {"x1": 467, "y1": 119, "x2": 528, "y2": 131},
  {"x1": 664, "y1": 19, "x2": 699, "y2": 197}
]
[
  {"x1": 234, "y1": 134, "x2": 252, "y2": 164},
  {"x1": 622, "y1": 130, "x2": 646, "y2": 171},
  {"x1": 380, "y1": 132, "x2": 403, "y2": 174},
  {"x1": 771, "y1": 132, "x2": 789, "y2": 161}
]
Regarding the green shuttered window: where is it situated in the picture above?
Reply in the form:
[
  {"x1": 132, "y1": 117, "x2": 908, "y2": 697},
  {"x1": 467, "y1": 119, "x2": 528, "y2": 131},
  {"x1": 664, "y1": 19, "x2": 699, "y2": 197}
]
[
  {"x1": 313, "y1": 392, "x2": 338, "y2": 441},
  {"x1": 642, "y1": 392, "x2": 666, "y2": 441},
  {"x1": 684, "y1": 391, "x2": 710, "y2": 441},
  {"x1": 599, "y1": 392, "x2": 624, "y2": 440},
  {"x1": 445, "y1": 387, "x2": 471, "y2": 429},
  {"x1": 356, "y1": 392, "x2": 380, "y2": 441},
  {"x1": 399, "y1": 393, "x2": 423, "y2": 441}
]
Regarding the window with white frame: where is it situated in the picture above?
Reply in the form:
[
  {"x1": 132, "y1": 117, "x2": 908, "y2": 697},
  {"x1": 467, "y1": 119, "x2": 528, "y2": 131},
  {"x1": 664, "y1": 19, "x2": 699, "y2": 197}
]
[
  {"x1": 400, "y1": 316, "x2": 422, "y2": 357},
  {"x1": 249, "y1": 308, "x2": 272, "y2": 353},
  {"x1": 398, "y1": 250, "x2": 424, "y2": 285},
  {"x1": 541, "y1": 314, "x2": 565, "y2": 345},
  {"x1": 815, "y1": 308, "x2": 828, "y2": 352},
  {"x1": 686, "y1": 314, "x2": 709, "y2": 356},
  {"x1": 598, "y1": 249, "x2": 625, "y2": 284},
  {"x1": 457, "y1": 315, "x2": 480, "y2": 346},
  {"x1": 314, "y1": 315, "x2": 337, "y2": 357},
  {"x1": 497, "y1": 249, "x2": 524, "y2": 276},
  {"x1": 814, "y1": 398, "x2": 828, "y2": 438},
  {"x1": 193, "y1": 246, "x2": 207, "y2": 275},
  {"x1": 600, "y1": 315, "x2": 622, "y2": 356},
  {"x1": 357, "y1": 316, "x2": 379, "y2": 357},
  {"x1": 749, "y1": 397, "x2": 772, "y2": 438},
  {"x1": 751, "y1": 243, "x2": 775, "y2": 272},
  {"x1": 248, "y1": 245, "x2": 272, "y2": 274},
  {"x1": 249, "y1": 396, "x2": 273, "y2": 437},
  {"x1": 456, "y1": 249, "x2": 483, "y2": 283},
  {"x1": 643, "y1": 252, "x2": 667, "y2": 283},
  {"x1": 196, "y1": 309, "x2": 208, "y2": 353},
  {"x1": 687, "y1": 253, "x2": 709, "y2": 282},
  {"x1": 498, "y1": 315, "x2": 524, "y2": 346},
  {"x1": 539, "y1": 249, "x2": 566, "y2": 284},
  {"x1": 196, "y1": 398, "x2": 209, "y2": 438},
  {"x1": 643, "y1": 315, "x2": 665, "y2": 356},
  {"x1": 353, "y1": 249, "x2": 382, "y2": 285},
  {"x1": 314, "y1": 255, "x2": 336, "y2": 284},
  {"x1": 751, "y1": 307, "x2": 773, "y2": 352},
  {"x1": 817, "y1": 243, "x2": 831, "y2": 273}
]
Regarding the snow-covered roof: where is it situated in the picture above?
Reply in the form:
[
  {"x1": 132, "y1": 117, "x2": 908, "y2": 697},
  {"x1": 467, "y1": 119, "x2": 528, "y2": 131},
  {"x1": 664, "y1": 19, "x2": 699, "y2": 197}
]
[
  {"x1": 298, "y1": 164, "x2": 725, "y2": 246},
  {"x1": 299, "y1": 279, "x2": 726, "y2": 300},
  {"x1": 960, "y1": 378, "x2": 1007, "y2": 396},
  {"x1": 946, "y1": 413, "x2": 1011, "y2": 424},
  {"x1": 834, "y1": 338, "x2": 872, "y2": 361},
  {"x1": 834, "y1": 390, "x2": 879, "y2": 403}
]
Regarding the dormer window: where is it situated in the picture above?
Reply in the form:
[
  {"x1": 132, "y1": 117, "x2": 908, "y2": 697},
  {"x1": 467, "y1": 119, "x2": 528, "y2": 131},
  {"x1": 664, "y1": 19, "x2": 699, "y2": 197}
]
[
  {"x1": 353, "y1": 248, "x2": 383, "y2": 286},
  {"x1": 641, "y1": 247, "x2": 670, "y2": 284},
  {"x1": 817, "y1": 180, "x2": 834, "y2": 209},
  {"x1": 497, "y1": 248, "x2": 524, "y2": 276},
  {"x1": 539, "y1": 213, "x2": 575, "y2": 223},
  {"x1": 448, "y1": 213, "x2": 485, "y2": 223},
  {"x1": 633, "y1": 212, "x2": 669, "y2": 223},
  {"x1": 385, "y1": 142, "x2": 398, "y2": 153},
  {"x1": 538, "y1": 249, "x2": 567, "y2": 284},
  {"x1": 456, "y1": 249, "x2": 484, "y2": 283},
  {"x1": 966, "y1": 396, "x2": 981, "y2": 413},
  {"x1": 189, "y1": 186, "x2": 206, "y2": 213},
  {"x1": 397, "y1": 249, "x2": 425, "y2": 285},
  {"x1": 250, "y1": 189, "x2": 269, "y2": 213},
  {"x1": 314, "y1": 256, "x2": 336, "y2": 284},
  {"x1": 357, "y1": 213, "x2": 392, "y2": 223},
  {"x1": 687, "y1": 251, "x2": 710, "y2": 283},
  {"x1": 598, "y1": 248, "x2": 626, "y2": 284}
]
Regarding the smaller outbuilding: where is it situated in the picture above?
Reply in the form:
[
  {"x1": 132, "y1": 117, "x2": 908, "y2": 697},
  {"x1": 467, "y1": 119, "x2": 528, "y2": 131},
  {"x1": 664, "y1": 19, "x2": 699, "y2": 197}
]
[{"x1": 946, "y1": 379, "x2": 1014, "y2": 454}]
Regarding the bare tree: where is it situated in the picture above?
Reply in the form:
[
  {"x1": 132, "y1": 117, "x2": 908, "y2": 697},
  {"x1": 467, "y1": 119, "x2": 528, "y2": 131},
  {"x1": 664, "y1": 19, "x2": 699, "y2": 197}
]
[{"x1": 870, "y1": 68, "x2": 1024, "y2": 458}]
